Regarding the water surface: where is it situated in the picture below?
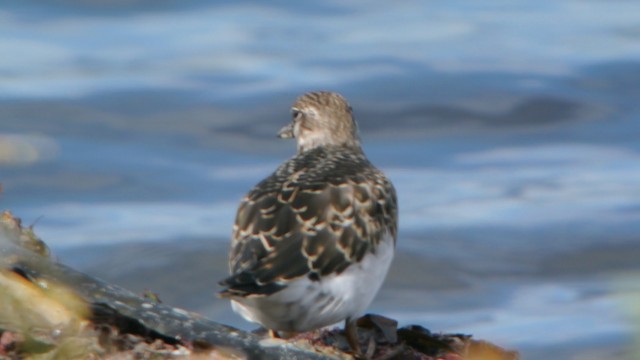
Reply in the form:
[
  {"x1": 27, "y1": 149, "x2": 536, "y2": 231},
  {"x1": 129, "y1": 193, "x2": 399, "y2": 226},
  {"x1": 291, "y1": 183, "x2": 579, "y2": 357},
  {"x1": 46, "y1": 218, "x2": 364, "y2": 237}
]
[{"x1": 1, "y1": 1, "x2": 640, "y2": 358}]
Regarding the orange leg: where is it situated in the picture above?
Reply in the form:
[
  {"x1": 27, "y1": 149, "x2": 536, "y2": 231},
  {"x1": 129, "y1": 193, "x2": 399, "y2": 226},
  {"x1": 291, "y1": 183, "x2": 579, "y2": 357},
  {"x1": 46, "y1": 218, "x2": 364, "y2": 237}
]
[{"x1": 345, "y1": 318, "x2": 364, "y2": 358}]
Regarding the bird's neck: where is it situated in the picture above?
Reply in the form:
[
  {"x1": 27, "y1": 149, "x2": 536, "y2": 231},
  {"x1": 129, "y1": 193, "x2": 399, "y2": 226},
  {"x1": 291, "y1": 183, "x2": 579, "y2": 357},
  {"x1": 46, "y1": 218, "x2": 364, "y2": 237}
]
[
  {"x1": 296, "y1": 133, "x2": 362, "y2": 154},
  {"x1": 297, "y1": 140, "x2": 363, "y2": 155}
]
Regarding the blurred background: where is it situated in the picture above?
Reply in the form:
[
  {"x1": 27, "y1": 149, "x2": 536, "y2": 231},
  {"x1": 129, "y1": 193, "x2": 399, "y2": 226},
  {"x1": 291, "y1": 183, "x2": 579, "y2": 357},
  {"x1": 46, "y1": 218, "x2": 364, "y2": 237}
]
[{"x1": 1, "y1": 1, "x2": 640, "y2": 358}]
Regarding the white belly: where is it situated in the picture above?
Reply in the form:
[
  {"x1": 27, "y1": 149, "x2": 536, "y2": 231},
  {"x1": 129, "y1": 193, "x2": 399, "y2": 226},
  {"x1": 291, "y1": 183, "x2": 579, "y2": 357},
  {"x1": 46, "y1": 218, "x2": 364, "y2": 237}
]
[{"x1": 230, "y1": 234, "x2": 395, "y2": 332}]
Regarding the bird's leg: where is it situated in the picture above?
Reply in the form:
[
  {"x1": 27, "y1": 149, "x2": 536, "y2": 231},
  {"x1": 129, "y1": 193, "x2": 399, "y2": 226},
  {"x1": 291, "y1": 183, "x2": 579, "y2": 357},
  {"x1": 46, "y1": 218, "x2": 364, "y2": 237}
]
[
  {"x1": 345, "y1": 318, "x2": 364, "y2": 358},
  {"x1": 269, "y1": 329, "x2": 298, "y2": 339}
]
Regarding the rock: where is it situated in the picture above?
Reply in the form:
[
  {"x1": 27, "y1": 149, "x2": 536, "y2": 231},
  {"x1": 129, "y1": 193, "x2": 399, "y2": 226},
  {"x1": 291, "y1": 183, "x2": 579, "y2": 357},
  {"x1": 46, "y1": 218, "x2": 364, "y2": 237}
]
[{"x1": 0, "y1": 210, "x2": 519, "y2": 359}]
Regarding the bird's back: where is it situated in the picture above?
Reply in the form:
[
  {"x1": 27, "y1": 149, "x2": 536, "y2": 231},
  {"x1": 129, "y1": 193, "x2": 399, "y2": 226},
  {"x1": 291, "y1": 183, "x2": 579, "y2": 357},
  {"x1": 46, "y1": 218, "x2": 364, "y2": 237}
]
[{"x1": 220, "y1": 145, "x2": 397, "y2": 298}]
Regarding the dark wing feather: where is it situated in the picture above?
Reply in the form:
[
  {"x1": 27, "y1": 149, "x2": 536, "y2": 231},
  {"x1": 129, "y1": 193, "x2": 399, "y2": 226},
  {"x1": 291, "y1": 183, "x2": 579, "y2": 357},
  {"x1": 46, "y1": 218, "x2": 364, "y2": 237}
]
[{"x1": 219, "y1": 148, "x2": 397, "y2": 298}]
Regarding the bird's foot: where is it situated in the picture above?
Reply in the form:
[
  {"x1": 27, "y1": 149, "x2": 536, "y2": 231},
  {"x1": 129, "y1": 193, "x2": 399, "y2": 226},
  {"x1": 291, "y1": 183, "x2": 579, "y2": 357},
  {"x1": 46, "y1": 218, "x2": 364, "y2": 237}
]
[{"x1": 345, "y1": 318, "x2": 372, "y2": 359}]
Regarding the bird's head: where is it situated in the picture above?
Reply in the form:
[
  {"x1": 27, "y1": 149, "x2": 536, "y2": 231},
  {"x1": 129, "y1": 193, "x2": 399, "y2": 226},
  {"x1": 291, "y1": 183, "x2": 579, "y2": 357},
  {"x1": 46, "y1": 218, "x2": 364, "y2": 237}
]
[{"x1": 278, "y1": 91, "x2": 360, "y2": 153}]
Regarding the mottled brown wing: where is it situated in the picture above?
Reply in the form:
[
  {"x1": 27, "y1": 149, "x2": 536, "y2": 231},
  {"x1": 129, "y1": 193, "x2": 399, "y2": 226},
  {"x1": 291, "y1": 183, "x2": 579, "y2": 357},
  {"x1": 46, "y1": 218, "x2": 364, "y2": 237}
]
[{"x1": 219, "y1": 173, "x2": 397, "y2": 298}]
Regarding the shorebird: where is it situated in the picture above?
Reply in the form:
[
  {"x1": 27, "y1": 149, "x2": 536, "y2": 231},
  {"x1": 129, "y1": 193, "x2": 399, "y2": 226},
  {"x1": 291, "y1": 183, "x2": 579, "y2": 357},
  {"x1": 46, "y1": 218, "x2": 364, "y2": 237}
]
[{"x1": 219, "y1": 91, "x2": 398, "y2": 356}]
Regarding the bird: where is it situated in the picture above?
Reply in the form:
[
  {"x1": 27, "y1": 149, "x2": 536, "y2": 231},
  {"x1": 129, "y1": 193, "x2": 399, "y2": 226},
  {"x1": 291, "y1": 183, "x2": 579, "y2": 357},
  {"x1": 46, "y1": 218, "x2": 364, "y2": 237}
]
[{"x1": 218, "y1": 91, "x2": 398, "y2": 355}]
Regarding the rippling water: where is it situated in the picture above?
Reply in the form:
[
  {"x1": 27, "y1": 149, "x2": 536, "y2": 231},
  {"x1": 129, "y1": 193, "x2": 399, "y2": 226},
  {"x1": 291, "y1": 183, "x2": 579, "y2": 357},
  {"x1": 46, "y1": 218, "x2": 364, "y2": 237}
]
[{"x1": 2, "y1": 1, "x2": 640, "y2": 358}]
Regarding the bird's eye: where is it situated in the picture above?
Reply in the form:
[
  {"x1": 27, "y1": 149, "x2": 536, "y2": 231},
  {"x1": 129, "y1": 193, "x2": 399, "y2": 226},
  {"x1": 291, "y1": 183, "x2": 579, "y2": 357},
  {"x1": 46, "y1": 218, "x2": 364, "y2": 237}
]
[{"x1": 291, "y1": 109, "x2": 302, "y2": 120}]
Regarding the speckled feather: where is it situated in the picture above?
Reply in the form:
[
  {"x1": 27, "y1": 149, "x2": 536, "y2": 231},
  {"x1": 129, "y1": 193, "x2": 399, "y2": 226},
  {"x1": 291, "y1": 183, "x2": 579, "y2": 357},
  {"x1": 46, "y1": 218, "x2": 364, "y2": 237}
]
[
  {"x1": 219, "y1": 145, "x2": 397, "y2": 297},
  {"x1": 219, "y1": 91, "x2": 397, "y2": 309}
]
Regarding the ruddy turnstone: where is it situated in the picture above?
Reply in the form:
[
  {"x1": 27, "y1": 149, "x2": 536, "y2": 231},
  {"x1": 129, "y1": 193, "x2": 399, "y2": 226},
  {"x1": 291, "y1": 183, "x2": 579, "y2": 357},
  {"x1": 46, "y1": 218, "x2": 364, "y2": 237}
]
[{"x1": 219, "y1": 91, "x2": 398, "y2": 355}]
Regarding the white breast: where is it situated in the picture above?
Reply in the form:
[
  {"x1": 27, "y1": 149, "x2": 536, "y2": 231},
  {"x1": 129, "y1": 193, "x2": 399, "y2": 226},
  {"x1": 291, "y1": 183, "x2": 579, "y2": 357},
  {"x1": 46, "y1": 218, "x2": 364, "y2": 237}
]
[{"x1": 231, "y1": 233, "x2": 395, "y2": 332}]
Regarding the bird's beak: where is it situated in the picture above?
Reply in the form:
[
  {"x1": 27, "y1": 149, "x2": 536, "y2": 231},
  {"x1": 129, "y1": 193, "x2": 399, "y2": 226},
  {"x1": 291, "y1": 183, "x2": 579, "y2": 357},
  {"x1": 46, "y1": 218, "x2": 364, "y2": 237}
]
[{"x1": 278, "y1": 123, "x2": 294, "y2": 139}]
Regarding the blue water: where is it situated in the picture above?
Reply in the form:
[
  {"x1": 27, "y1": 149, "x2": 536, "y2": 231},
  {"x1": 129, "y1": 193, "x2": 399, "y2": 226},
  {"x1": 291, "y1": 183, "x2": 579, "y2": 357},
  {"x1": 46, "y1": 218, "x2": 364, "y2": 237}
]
[{"x1": 1, "y1": 1, "x2": 640, "y2": 358}]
